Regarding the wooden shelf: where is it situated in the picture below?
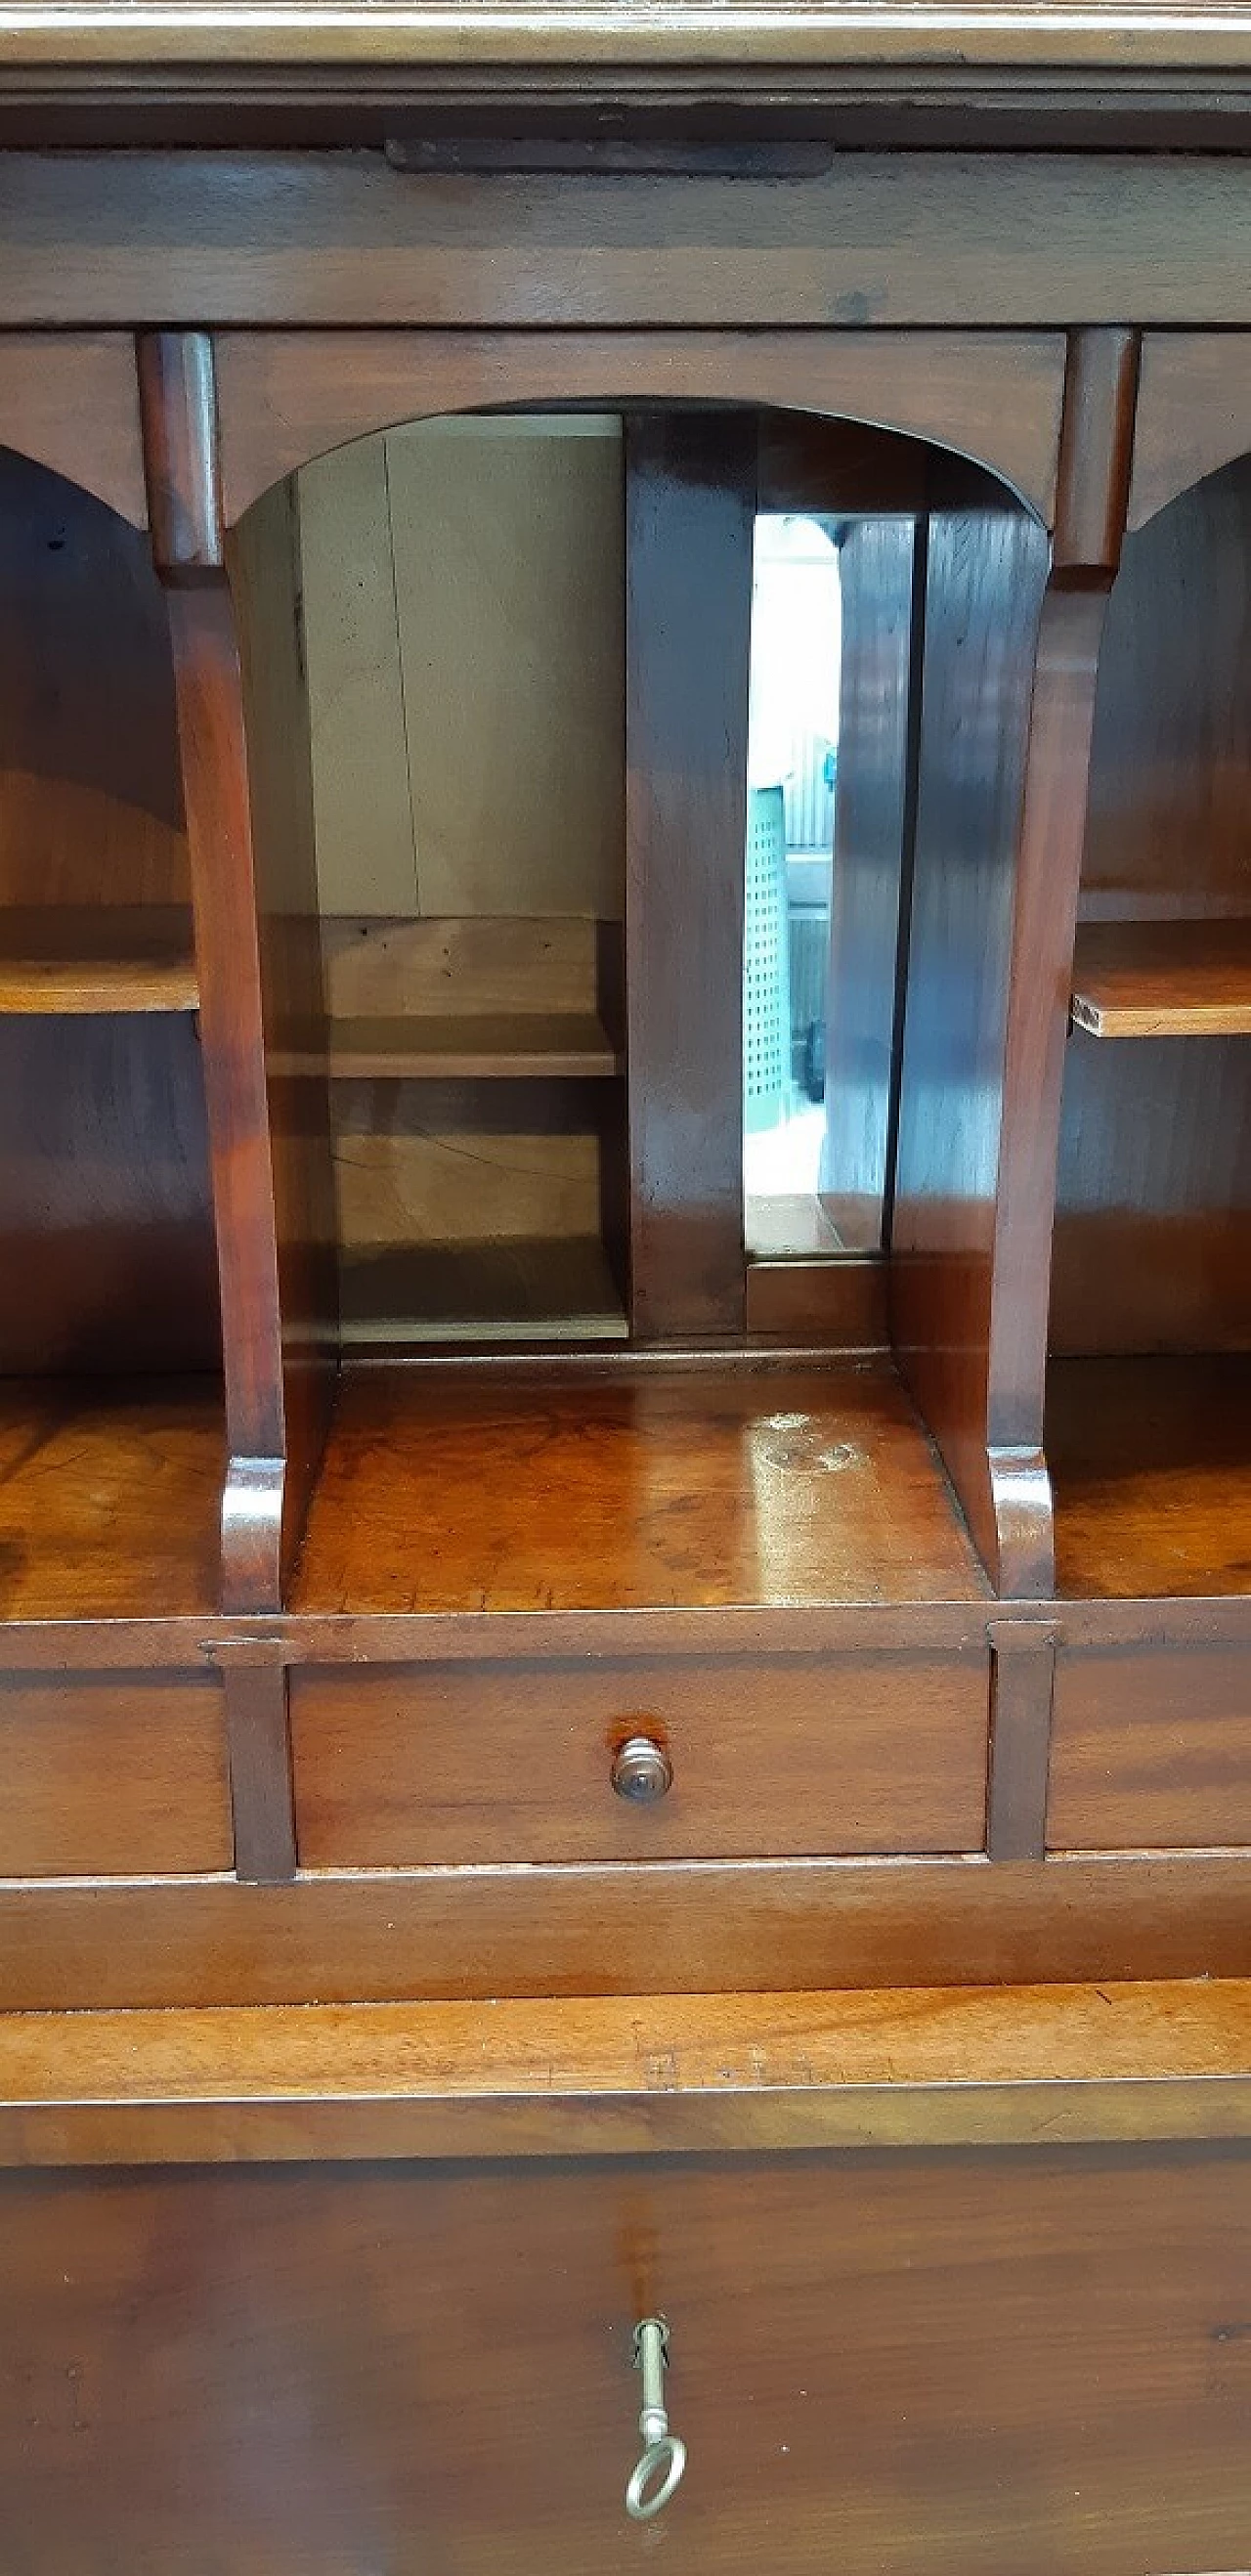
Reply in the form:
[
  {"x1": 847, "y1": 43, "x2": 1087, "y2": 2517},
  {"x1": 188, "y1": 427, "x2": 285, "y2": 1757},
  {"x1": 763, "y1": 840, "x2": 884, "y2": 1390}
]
[
  {"x1": 291, "y1": 1356, "x2": 990, "y2": 1613},
  {"x1": 326, "y1": 1012, "x2": 623, "y2": 1080},
  {"x1": 1049, "y1": 1353, "x2": 1251, "y2": 1599},
  {"x1": 0, "y1": 906, "x2": 198, "y2": 1015},
  {"x1": 1070, "y1": 918, "x2": 1251, "y2": 1038},
  {"x1": 0, "y1": 1376, "x2": 224, "y2": 1619},
  {"x1": 339, "y1": 1237, "x2": 627, "y2": 1348},
  {"x1": 0, "y1": 1982, "x2": 1246, "y2": 2162}
]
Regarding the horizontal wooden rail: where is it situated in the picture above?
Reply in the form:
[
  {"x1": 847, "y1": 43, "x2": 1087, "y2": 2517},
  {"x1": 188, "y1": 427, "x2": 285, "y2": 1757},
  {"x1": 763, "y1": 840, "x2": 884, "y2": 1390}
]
[{"x1": 0, "y1": 1982, "x2": 1247, "y2": 2162}]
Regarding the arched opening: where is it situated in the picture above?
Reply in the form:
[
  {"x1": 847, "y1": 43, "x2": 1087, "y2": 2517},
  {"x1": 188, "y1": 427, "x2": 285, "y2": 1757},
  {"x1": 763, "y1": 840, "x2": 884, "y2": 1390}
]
[{"x1": 253, "y1": 399, "x2": 1030, "y2": 1353}]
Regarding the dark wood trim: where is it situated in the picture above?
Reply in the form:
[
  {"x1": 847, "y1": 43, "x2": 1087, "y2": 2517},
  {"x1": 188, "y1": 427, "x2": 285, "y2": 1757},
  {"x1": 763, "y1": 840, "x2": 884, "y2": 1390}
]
[
  {"x1": 625, "y1": 410, "x2": 755, "y2": 1340},
  {"x1": 161, "y1": 572, "x2": 287, "y2": 1611},
  {"x1": 138, "y1": 327, "x2": 223, "y2": 571},
  {"x1": 214, "y1": 1642, "x2": 298, "y2": 1884},
  {"x1": 986, "y1": 1618, "x2": 1058, "y2": 1862},
  {"x1": 1053, "y1": 327, "x2": 1141, "y2": 572},
  {"x1": 0, "y1": 330, "x2": 147, "y2": 525}
]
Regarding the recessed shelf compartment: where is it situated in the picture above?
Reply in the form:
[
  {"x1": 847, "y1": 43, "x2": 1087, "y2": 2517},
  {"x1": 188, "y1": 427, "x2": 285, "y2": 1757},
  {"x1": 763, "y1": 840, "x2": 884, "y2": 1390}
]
[
  {"x1": 1070, "y1": 917, "x2": 1251, "y2": 1038},
  {"x1": 0, "y1": 1375, "x2": 226, "y2": 1620},
  {"x1": 0, "y1": 904, "x2": 198, "y2": 1016},
  {"x1": 289, "y1": 1358, "x2": 990, "y2": 1614},
  {"x1": 1049, "y1": 1354, "x2": 1251, "y2": 1599}
]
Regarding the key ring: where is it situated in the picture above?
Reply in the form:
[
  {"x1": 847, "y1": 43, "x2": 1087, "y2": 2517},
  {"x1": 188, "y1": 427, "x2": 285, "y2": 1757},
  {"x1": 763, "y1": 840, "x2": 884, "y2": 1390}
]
[
  {"x1": 625, "y1": 2318, "x2": 687, "y2": 2521},
  {"x1": 626, "y1": 2431, "x2": 687, "y2": 2521}
]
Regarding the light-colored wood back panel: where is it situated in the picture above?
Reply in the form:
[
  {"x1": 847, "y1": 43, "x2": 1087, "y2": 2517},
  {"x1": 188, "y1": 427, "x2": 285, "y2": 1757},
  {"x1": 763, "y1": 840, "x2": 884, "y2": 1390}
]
[
  {"x1": 298, "y1": 416, "x2": 625, "y2": 922},
  {"x1": 321, "y1": 915, "x2": 617, "y2": 1019}
]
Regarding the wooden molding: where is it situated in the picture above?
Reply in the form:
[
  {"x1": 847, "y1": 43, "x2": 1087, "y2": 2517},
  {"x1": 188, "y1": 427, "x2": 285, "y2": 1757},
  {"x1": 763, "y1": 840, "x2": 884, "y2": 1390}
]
[{"x1": 0, "y1": 1982, "x2": 1246, "y2": 2163}]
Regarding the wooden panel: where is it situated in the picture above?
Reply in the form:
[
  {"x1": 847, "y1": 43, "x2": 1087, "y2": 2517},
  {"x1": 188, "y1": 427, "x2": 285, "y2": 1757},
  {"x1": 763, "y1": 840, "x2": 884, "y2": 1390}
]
[
  {"x1": 0, "y1": 1671, "x2": 231, "y2": 1876},
  {"x1": 1079, "y1": 457, "x2": 1251, "y2": 919},
  {"x1": 228, "y1": 474, "x2": 340, "y2": 1595},
  {"x1": 0, "y1": 1983, "x2": 1248, "y2": 2162},
  {"x1": 0, "y1": 1852, "x2": 1248, "y2": 2010},
  {"x1": 820, "y1": 515, "x2": 922, "y2": 1251},
  {"x1": 0, "y1": 2145, "x2": 1247, "y2": 2574},
  {"x1": 10, "y1": 153, "x2": 1251, "y2": 331},
  {"x1": 12, "y1": 13, "x2": 1251, "y2": 74},
  {"x1": 1049, "y1": 1355, "x2": 1251, "y2": 1600},
  {"x1": 0, "y1": 1378, "x2": 225, "y2": 1621},
  {"x1": 321, "y1": 914, "x2": 621, "y2": 1014},
  {"x1": 291, "y1": 1361, "x2": 990, "y2": 1613},
  {"x1": 1071, "y1": 917, "x2": 1251, "y2": 1037},
  {"x1": 297, "y1": 431, "x2": 419, "y2": 917},
  {"x1": 1053, "y1": 462, "x2": 1251, "y2": 1354},
  {"x1": 890, "y1": 497, "x2": 1052, "y2": 1583},
  {"x1": 217, "y1": 328, "x2": 1065, "y2": 527},
  {"x1": 0, "y1": 329, "x2": 145, "y2": 525},
  {"x1": 385, "y1": 415, "x2": 626, "y2": 919},
  {"x1": 626, "y1": 412, "x2": 754, "y2": 1340},
  {"x1": 1130, "y1": 330, "x2": 1251, "y2": 530},
  {"x1": 0, "y1": 449, "x2": 190, "y2": 913},
  {"x1": 1052, "y1": 1033, "x2": 1251, "y2": 1355},
  {"x1": 0, "y1": 1019, "x2": 219, "y2": 1375},
  {"x1": 1049, "y1": 1643, "x2": 1251, "y2": 1851},
  {"x1": 290, "y1": 1646, "x2": 990, "y2": 1865}
]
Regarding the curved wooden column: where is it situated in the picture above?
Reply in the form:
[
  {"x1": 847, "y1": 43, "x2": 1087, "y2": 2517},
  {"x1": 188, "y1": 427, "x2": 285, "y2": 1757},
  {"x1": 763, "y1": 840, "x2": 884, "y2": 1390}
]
[
  {"x1": 139, "y1": 329, "x2": 336, "y2": 1626},
  {"x1": 893, "y1": 329, "x2": 1140, "y2": 1598}
]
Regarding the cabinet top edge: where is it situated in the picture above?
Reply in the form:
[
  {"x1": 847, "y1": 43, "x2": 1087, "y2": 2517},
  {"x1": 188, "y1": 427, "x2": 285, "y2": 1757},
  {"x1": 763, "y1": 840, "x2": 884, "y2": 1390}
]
[{"x1": 6, "y1": 3, "x2": 1251, "y2": 82}]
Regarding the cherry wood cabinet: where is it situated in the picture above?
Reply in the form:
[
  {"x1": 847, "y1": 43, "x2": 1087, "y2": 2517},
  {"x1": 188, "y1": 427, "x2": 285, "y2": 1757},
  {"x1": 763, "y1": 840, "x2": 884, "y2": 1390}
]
[{"x1": 0, "y1": 5, "x2": 1247, "y2": 2563}]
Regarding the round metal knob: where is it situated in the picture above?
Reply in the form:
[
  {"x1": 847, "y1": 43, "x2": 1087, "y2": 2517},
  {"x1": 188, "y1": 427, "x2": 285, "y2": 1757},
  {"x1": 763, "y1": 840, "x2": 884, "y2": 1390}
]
[{"x1": 611, "y1": 1735, "x2": 672, "y2": 1805}]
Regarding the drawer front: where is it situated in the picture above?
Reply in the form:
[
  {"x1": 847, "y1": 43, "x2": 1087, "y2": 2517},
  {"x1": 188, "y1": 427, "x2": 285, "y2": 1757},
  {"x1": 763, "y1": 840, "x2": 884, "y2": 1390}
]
[
  {"x1": 0, "y1": 1671, "x2": 232, "y2": 1877},
  {"x1": 1048, "y1": 1642, "x2": 1251, "y2": 1852},
  {"x1": 2, "y1": 2145, "x2": 1247, "y2": 2575},
  {"x1": 289, "y1": 1649, "x2": 990, "y2": 1866}
]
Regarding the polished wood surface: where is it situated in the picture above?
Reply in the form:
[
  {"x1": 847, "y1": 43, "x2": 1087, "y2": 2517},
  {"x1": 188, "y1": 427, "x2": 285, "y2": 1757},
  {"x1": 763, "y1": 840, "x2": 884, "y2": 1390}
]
[
  {"x1": 8, "y1": 155, "x2": 1251, "y2": 333},
  {"x1": 0, "y1": 1378, "x2": 224, "y2": 1620},
  {"x1": 820, "y1": 513, "x2": 922, "y2": 1253},
  {"x1": 985, "y1": 1617, "x2": 1057, "y2": 1863},
  {"x1": 218, "y1": 328, "x2": 1064, "y2": 523},
  {"x1": 1071, "y1": 916, "x2": 1251, "y2": 1036},
  {"x1": 0, "y1": 1671, "x2": 230, "y2": 1878},
  {"x1": 625, "y1": 411, "x2": 753, "y2": 1340},
  {"x1": 0, "y1": 2140, "x2": 1247, "y2": 2574},
  {"x1": 1049, "y1": 1641, "x2": 1251, "y2": 1852},
  {"x1": 4, "y1": 1851, "x2": 1249, "y2": 2012},
  {"x1": 1049, "y1": 1355, "x2": 1251, "y2": 1600},
  {"x1": 890, "y1": 491, "x2": 1052, "y2": 1589},
  {"x1": 8, "y1": 4, "x2": 1251, "y2": 79},
  {"x1": 1131, "y1": 327, "x2": 1251, "y2": 529},
  {"x1": 290, "y1": 1361, "x2": 989, "y2": 1614},
  {"x1": 0, "y1": 904, "x2": 196, "y2": 1013},
  {"x1": 290, "y1": 1643, "x2": 989, "y2": 1865},
  {"x1": 0, "y1": 327, "x2": 146, "y2": 524},
  {"x1": 0, "y1": 1982, "x2": 1247, "y2": 2161}
]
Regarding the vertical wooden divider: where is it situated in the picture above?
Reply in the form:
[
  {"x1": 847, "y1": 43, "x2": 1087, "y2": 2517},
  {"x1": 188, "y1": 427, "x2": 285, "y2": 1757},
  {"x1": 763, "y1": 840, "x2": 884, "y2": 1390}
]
[
  {"x1": 139, "y1": 329, "x2": 337, "y2": 1645},
  {"x1": 893, "y1": 329, "x2": 1140, "y2": 1598},
  {"x1": 625, "y1": 414, "x2": 756, "y2": 1340}
]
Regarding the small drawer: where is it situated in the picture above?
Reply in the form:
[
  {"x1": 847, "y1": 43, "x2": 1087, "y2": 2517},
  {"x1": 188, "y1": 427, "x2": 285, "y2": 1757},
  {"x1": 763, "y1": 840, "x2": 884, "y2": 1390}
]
[
  {"x1": 289, "y1": 1647, "x2": 990, "y2": 1867},
  {"x1": 1048, "y1": 1641, "x2": 1251, "y2": 1851},
  {"x1": 0, "y1": 1670, "x2": 233, "y2": 1878}
]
